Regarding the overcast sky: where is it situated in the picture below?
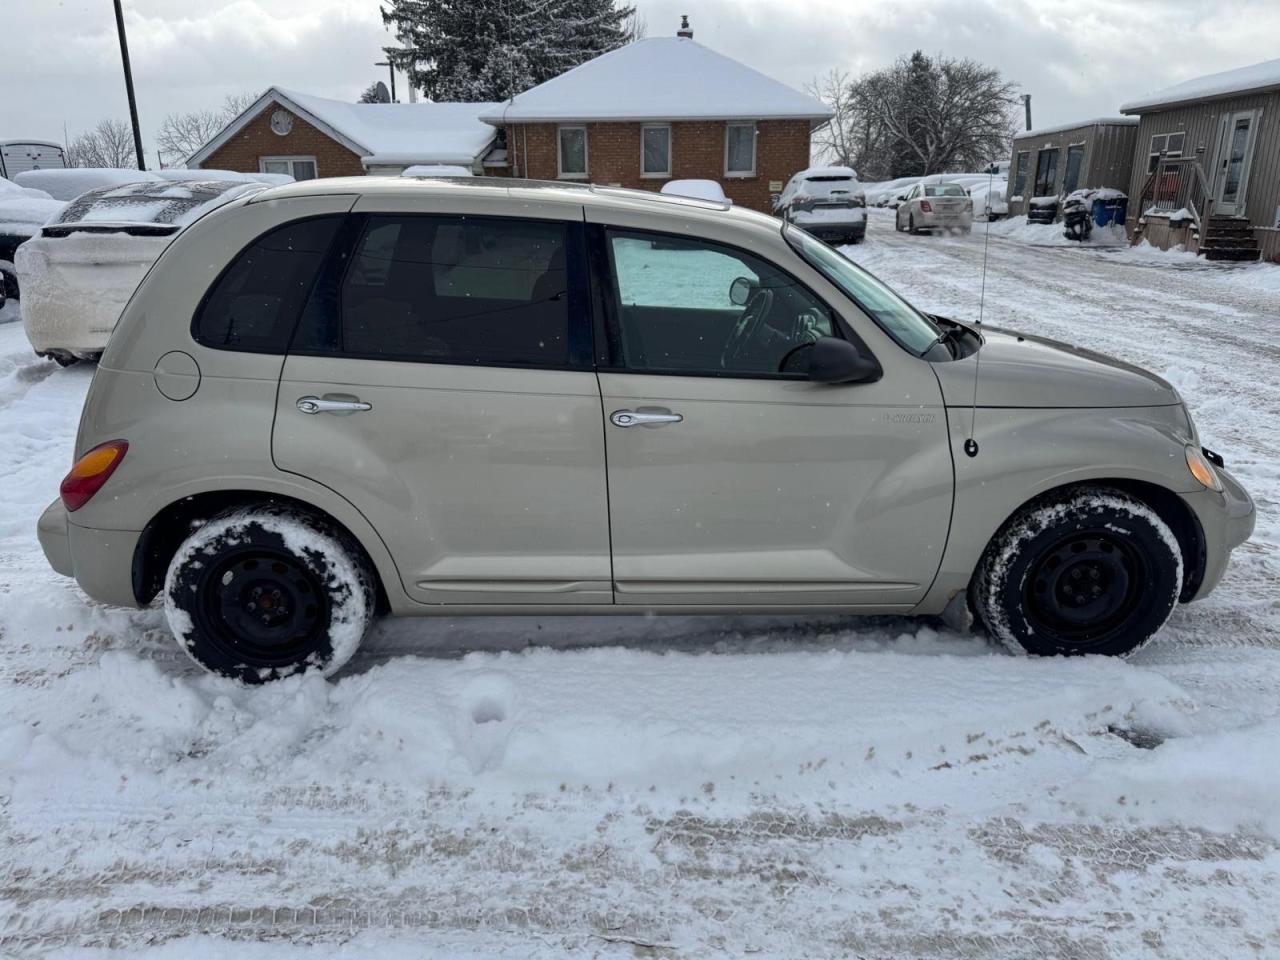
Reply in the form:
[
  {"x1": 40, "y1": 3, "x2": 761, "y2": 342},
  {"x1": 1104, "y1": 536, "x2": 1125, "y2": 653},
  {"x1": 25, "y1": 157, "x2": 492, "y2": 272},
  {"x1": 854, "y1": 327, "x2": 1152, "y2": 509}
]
[{"x1": 3, "y1": 0, "x2": 1276, "y2": 165}]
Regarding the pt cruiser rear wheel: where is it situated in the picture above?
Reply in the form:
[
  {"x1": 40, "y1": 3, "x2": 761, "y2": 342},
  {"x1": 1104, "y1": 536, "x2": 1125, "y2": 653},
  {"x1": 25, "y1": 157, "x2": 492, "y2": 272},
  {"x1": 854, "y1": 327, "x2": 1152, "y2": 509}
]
[
  {"x1": 971, "y1": 487, "x2": 1183, "y2": 657},
  {"x1": 163, "y1": 506, "x2": 375, "y2": 683}
]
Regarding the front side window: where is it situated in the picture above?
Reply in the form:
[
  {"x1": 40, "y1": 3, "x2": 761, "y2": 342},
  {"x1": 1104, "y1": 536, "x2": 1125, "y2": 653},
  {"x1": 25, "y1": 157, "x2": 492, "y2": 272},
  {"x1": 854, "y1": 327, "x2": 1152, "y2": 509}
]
[
  {"x1": 641, "y1": 124, "x2": 671, "y2": 177},
  {"x1": 558, "y1": 126, "x2": 587, "y2": 178},
  {"x1": 1033, "y1": 149, "x2": 1059, "y2": 196},
  {"x1": 194, "y1": 215, "x2": 340, "y2": 353},
  {"x1": 725, "y1": 123, "x2": 756, "y2": 176},
  {"x1": 305, "y1": 214, "x2": 575, "y2": 368},
  {"x1": 606, "y1": 229, "x2": 834, "y2": 376},
  {"x1": 1013, "y1": 151, "x2": 1029, "y2": 195},
  {"x1": 785, "y1": 225, "x2": 940, "y2": 356}
]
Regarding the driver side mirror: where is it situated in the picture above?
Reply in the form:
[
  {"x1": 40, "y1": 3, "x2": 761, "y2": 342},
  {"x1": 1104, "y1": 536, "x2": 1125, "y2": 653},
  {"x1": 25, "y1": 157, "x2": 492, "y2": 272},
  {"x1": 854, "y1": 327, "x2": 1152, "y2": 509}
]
[
  {"x1": 728, "y1": 276, "x2": 753, "y2": 306},
  {"x1": 807, "y1": 336, "x2": 882, "y2": 384}
]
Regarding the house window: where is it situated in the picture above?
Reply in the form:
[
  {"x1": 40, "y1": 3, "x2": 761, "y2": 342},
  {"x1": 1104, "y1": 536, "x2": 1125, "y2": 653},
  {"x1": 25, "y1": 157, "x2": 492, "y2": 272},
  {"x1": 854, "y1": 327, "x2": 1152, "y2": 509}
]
[
  {"x1": 1147, "y1": 131, "x2": 1185, "y2": 173},
  {"x1": 557, "y1": 126, "x2": 588, "y2": 179},
  {"x1": 1063, "y1": 143, "x2": 1085, "y2": 194},
  {"x1": 1013, "y1": 151, "x2": 1029, "y2": 196},
  {"x1": 641, "y1": 124, "x2": 671, "y2": 177},
  {"x1": 260, "y1": 156, "x2": 317, "y2": 181},
  {"x1": 725, "y1": 122, "x2": 756, "y2": 176},
  {"x1": 1033, "y1": 149, "x2": 1059, "y2": 197}
]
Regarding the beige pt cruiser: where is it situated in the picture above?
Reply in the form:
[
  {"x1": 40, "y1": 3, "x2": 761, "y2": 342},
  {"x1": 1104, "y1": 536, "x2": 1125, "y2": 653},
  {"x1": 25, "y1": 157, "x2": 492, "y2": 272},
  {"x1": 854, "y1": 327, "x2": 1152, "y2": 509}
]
[{"x1": 38, "y1": 177, "x2": 1254, "y2": 682}]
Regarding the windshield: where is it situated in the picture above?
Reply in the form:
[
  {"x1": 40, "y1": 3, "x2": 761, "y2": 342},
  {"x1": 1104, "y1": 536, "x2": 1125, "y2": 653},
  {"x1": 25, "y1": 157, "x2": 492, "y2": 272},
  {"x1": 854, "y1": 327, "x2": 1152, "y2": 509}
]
[{"x1": 784, "y1": 225, "x2": 940, "y2": 354}]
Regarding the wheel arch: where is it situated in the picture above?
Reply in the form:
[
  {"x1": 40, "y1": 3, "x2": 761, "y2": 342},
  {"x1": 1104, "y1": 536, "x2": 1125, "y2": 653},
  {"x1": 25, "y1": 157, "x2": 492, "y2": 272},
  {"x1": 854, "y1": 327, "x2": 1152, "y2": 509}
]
[{"x1": 132, "y1": 489, "x2": 395, "y2": 612}]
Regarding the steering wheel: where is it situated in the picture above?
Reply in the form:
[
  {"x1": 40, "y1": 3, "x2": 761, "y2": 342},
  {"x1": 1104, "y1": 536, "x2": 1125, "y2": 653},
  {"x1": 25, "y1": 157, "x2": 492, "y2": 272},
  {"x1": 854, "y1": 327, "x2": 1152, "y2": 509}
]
[{"x1": 720, "y1": 288, "x2": 774, "y2": 369}]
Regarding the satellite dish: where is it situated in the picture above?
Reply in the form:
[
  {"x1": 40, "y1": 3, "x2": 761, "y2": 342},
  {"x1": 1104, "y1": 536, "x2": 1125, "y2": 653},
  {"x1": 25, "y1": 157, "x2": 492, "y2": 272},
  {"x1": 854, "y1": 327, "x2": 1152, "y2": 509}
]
[{"x1": 374, "y1": 81, "x2": 391, "y2": 104}]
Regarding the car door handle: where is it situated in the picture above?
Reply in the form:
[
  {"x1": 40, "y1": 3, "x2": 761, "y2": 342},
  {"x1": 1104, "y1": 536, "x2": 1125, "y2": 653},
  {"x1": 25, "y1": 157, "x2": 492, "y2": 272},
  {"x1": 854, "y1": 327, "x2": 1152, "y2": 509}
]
[
  {"x1": 610, "y1": 409, "x2": 683, "y2": 428},
  {"x1": 296, "y1": 395, "x2": 372, "y2": 415}
]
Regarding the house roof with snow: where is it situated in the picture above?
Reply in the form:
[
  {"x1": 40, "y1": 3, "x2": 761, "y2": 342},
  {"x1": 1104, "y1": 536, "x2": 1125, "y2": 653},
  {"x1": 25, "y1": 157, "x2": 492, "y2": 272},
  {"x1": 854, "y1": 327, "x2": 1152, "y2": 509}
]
[
  {"x1": 1121, "y1": 58, "x2": 1280, "y2": 113},
  {"x1": 188, "y1": 87, "x2": 500, "y2": 169},
  {"x1": 478, "y1": 37, "x2": 832, "y2": 125},
  {"x1": 1014, "y1": 117, "x2": 1137, "y2": 141}
]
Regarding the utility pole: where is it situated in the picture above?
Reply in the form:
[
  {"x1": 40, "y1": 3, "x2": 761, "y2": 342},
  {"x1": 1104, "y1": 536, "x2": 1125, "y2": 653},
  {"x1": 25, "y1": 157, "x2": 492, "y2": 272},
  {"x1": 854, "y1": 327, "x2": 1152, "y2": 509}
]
[
  {"x1": 375, "y1": 61, "x2": 397, "y2": 103},
  {"x1": 1022, "y1": 94, "x2": 1032, "y2": 132},
  {"x1": 112, "y1": 0, "x2": 146, "y2": 170}
]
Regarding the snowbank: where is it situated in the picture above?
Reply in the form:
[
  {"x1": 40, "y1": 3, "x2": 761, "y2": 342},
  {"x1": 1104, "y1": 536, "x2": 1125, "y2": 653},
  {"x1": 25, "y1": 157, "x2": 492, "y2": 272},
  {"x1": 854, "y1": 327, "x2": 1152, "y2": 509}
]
[
  {"x1": 981, "y1": 214, "x2": 1128, "y2": 247},
  {"x1": 13, "y1": 167, "x2": 162, "y2": 201},
  {"x1": 0, "y1": 195, "x2": 65, "y2": 237}
]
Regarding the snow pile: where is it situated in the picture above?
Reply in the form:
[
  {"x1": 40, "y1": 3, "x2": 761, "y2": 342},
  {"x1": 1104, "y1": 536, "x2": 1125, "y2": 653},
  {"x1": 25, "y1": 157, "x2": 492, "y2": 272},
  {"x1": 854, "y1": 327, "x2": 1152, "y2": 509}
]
[
  {"x1": 660, "y1": 178, "x2": 727, "y2": 202},
  {"x1": 0, "y1": 176, "x2": 57, "y2": 201},
  {"x1": 401, "y1": 164, "x2": 474, "y2": 177},
  {"x1": 154, "y1": 168, "x2": 293, "y2": 185},
  {"x1": 978, "y1": 214, "x2": 1129, "y2": 246},
  {"x1": 0, "y1": 194, "x2": 65, "y2": 237},
  {"x1": 13, "y1": 167, "x2": 163, "y2": 201}
]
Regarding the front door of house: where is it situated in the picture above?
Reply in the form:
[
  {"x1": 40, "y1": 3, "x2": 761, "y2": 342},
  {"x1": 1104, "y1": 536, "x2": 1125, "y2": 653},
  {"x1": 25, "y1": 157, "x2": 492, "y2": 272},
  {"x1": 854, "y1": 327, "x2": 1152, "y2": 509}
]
[{"x1": 1212, "y1": 110, "x2": 1260, "y2": 217}]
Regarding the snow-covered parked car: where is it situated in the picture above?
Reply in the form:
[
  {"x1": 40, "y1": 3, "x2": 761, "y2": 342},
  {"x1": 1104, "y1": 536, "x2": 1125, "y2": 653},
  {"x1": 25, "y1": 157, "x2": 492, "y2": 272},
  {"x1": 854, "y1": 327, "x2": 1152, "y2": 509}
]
[
  {"x1": 0, "y1": 177, "x2": 65, "y2": 305},
  {"x1": 17, "y1": 179, "x2": 266, "y2": 364},
  {"x1": 968, "y1": 179, "x2": 1009, "y2": 221},
  {"x1": 154, "y1": 168, "x2": 296, "y2": 186},
  {"x1": 36, "y1": 177, "x2": 1254, "y2": 683},
  {"x1": 660, "y1": 179, "x2": 728, "y2": 203},
  {"x1": 775, "y1": 166, "x2": 866, "y2": 243},
  {"x1": 13, "y1": 167, "x2": 163, "y2": 201},
  {"x1": 895, "y1": 181, "x2": 974, "y2": 234}
]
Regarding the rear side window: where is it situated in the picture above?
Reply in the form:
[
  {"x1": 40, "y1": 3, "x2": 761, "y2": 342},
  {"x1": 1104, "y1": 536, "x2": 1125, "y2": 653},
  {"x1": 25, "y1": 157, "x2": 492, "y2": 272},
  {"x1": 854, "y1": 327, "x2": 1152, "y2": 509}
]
[
  {"x1": 299, "y1": 214, "x2": 580, "y2": 368},
  {"x1": 194, "y1": 216, "x2": 340, "y2": 353}
]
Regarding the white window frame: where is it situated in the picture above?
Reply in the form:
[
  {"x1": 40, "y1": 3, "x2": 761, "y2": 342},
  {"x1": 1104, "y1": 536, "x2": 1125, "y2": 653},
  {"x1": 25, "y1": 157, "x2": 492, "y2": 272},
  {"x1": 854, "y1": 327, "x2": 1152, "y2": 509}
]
[
  {"x1": 1147, "y1": 131, "x2": 1185, "y2": 173},
  {"x1": 556, "y1": 125, "x2": 588, "y2": 179},
  {"x1": 260, "y1": 155, "x2": 317, "y2": 179},
  {"x1": 640, "y1": 123, "x2": 672, "y2": 178},
  {"x1": 724, "y1": 122, "x2": 757, "y2": 177}
]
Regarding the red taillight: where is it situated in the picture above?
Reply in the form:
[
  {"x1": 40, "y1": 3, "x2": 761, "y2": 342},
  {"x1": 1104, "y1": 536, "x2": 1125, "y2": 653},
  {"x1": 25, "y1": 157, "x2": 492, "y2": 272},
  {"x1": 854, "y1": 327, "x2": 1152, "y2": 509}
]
[
  {"x1": 60, "y1": 440, "x2": 129, "y2": 512},
  {"x1": 920, "y1": 200, "x2": 933, "y2": 213}
]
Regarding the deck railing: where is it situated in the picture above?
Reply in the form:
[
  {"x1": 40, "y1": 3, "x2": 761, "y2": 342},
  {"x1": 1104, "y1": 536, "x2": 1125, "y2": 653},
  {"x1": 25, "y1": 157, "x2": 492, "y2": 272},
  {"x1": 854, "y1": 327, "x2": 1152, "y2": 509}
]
[{"x1": 1135, "y1": 154, "x2": 1215, "y2": 231}]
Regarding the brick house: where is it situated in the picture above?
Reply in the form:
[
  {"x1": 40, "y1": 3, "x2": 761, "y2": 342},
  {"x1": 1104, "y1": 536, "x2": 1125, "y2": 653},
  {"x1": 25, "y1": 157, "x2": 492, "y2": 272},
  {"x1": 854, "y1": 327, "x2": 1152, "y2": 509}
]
[
  {"x1": 480, "y1": 19, "x2": 832, "y2": 212},
  {"x1": 188, "y1": 87, "x2": 501, "y2": 179}
]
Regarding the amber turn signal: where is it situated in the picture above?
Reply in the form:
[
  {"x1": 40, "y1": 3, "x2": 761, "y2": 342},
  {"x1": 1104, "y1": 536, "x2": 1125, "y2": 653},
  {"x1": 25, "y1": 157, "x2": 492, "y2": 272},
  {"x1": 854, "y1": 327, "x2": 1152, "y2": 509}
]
[
  {"x1": 60, "y1": 440, "x2": 129, "y2": 512},
  {"x1": 1185, "y1": 445, "x2": 1222, "y2": 492}
]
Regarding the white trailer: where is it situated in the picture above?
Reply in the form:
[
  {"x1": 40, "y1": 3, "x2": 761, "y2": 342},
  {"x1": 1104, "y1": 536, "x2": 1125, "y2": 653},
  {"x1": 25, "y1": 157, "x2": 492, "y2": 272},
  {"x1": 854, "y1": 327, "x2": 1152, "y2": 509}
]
[{"x1": 0, "y1": 140, "x2": 67, "y2": 179}]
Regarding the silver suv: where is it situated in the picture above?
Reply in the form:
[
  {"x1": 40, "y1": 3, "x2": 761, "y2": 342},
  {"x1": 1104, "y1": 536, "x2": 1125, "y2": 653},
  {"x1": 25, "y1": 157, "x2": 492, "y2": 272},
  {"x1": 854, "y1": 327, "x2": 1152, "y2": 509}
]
[{"x1": 38, "y1": 178, "x2": 1254, "y2": 682}]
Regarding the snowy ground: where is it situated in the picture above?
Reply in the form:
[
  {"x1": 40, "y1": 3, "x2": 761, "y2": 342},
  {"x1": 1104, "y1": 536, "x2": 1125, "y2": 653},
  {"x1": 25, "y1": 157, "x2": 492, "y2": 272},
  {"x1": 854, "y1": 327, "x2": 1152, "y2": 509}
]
[{"x1": 1, "y1": 214, "x2": 1279, "y2": 958}]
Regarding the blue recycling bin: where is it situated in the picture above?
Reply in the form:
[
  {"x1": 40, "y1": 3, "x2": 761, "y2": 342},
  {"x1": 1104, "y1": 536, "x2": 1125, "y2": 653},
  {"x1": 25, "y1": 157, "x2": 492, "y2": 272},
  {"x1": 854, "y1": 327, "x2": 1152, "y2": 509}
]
[{"x1": 1091, "y1": 196, "x2": 1128, "y2": 227}]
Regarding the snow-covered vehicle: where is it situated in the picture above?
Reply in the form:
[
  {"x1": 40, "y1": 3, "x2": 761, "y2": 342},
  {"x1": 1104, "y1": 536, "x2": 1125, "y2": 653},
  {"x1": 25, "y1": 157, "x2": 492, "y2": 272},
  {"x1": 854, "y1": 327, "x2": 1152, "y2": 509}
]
[
  {"x1": 895, "y1": 181, "x2": 974, "y2": 233},
  {"x1": 13, "y1": 167, "x2": 164, "y2": 201},
  {"x1": 660, "y1": 179, "x2": 728, "y2": 203},
  {"x1": 154, "y1": 168, "x2": 296, "y2": 186},
  {"x1": 36, "y1": 177, "x2": 1254, "y2": 683},
  {"x1": 0, "y1": 177, "x2": 65, "y2": 305},
  {"x1": 967, "y1": 179, "x2": 1009, "y2": 221},
  {"x1": 17, "y1": 179, "x2": 267, "y2": 363},
  {"x1": 775, "y1": 166, "x2": 866, "y2": 243}
]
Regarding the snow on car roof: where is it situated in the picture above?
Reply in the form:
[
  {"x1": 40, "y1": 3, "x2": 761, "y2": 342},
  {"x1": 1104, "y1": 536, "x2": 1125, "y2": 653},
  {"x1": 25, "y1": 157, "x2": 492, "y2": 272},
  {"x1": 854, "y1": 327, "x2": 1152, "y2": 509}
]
[
  {"x1": 1121, "y1": 57, "x2": 1280, "y2": 113},
  {"x1": 190, "y1": 88, "x2": 500, "y2": 168},
  {"x1": 660, "y1": 179, "x2": 728, "y2": 203},
  {"x1": 13, "y1": 168, "x2": 163, "y2": 202},
  {"x1": 797, "y1": 165, "x2": 858, "y2": 180},
  {"x1": 48, "y1": 179, "x2": 265, "y2": 232},
  {"x1": 479, "y1": 37, "x2": 832, "y2": 123},
  {"x1": 0, "y1": 194, "x2": 65, "y2": 236}
]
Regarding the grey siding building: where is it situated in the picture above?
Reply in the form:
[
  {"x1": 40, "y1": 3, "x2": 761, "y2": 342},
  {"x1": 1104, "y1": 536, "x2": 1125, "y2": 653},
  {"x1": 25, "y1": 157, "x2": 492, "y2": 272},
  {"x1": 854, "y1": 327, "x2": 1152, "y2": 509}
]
[
  {"x1": 1005, "y1": 118, "x2": 1138, "y2": 217},
  {"x1": 1121, "y1": 58, "x2": 1280, "y2": 261}
]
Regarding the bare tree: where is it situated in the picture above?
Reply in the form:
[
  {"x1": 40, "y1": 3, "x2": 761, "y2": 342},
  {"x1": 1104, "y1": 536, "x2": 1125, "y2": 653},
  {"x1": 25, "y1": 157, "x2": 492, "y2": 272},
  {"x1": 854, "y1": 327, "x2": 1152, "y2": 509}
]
[
  {"x1": 812, "y1": 52, "x2": 1019, "y2": 180},
  {"x1": 66, "y1": 118, "x2": 138, "y2": 168},
  {"x1": 154, "y1": 91, "x2": 261, "y2": 166}
]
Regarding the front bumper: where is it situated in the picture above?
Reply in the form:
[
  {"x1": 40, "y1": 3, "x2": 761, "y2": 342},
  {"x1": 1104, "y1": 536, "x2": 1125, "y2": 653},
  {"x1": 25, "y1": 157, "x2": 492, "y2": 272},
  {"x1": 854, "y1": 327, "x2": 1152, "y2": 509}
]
[
  {"x1": 1181, "y1": 465, "x2": 1255, "y2": 600},
  {"x1": 38, "y1": 499, "x2": 143, "y2": 607}
]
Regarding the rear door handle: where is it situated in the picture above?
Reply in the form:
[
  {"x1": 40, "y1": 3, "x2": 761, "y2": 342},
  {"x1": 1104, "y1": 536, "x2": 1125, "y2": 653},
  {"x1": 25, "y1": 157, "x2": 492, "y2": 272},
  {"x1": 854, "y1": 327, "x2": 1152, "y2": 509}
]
[
  {"x1": 297, "y1": 395, "x2": 372, "y2": 415},
  {"x1": 610, "y1": 409, "x2": 683, "y2": 428}
]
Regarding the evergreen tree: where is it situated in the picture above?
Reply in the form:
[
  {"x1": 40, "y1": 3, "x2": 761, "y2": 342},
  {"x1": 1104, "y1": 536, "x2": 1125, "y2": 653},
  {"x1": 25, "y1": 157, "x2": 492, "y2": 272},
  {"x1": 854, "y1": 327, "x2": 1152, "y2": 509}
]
[
  {"x1": 380, "y1": 0, "x2": 635, "y2": 102},
  {"x1": 358, "y1": 83, "x2": 384, "y2": 103}
]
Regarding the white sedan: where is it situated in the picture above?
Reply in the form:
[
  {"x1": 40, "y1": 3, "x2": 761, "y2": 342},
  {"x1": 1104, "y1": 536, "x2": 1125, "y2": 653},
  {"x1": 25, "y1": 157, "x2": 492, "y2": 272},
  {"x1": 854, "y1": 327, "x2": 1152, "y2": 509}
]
[{"x1": 894, "y1": 181, "x2": 974, "y2": 234}]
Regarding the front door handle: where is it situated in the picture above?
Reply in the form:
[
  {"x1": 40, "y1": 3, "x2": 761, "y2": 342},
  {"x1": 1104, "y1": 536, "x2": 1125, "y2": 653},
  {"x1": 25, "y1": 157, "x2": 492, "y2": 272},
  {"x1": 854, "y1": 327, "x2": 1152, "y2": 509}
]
[
  {"x1": 297, "y1": 395, "x2": 372, "y2": 415},
  {"x1": 610, "y1": 409, "x2": 683, "y2": 428}
]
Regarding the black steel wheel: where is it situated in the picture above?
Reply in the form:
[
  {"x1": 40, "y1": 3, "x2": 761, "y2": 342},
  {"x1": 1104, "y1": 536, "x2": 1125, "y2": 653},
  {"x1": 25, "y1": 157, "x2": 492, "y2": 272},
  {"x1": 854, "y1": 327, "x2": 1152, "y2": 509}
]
[
  {"x1": 971, "y1": 488, "x2": 1182, "y2": 657},
  {"x1": 165, "y1": 506, "x2": 375, "y2": 683}
]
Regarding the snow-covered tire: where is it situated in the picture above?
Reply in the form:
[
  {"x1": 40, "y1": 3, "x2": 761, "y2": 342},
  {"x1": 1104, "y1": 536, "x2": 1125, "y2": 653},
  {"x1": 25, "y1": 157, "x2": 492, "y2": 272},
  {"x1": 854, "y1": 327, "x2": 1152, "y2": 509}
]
[
  {"x1": 970, "y1": 487, "x2": 1183, "y2": 658},
  {"x1": 164, "y1": 506, "x2": 375, "y2": 683}
]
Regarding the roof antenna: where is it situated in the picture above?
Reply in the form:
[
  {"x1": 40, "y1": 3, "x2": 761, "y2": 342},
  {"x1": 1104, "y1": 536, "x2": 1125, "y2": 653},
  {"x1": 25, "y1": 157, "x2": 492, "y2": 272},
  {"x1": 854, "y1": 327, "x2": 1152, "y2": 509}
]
[{"x1": 964, "y1": 167, "x2": 994, "y2": 459}]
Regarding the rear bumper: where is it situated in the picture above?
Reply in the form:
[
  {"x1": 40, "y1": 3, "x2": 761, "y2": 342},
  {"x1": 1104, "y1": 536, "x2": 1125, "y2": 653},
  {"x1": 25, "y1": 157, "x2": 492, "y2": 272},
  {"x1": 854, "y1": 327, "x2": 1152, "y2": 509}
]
[
  {"x1": 919, "y1": 211, "x2": 974, "y2": 229},
  {"x1": 38, "y1": 499, "x2": 143, "y2": 607},
  {"x1": 1181, "y1": 466, "x2": 1255, "y2": 601}
]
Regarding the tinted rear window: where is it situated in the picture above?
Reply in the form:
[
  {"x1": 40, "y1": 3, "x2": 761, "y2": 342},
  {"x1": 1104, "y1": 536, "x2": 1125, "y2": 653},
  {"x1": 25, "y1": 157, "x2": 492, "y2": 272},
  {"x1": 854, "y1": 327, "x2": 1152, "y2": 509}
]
[
  {"x1": 298, "y1": 214, "x2": 576, "y2": 368},
  {"x1": 924, "y1": 185, "x2": 967, "y2": 197},
  {"x1": 193, "y1": 216, "x2": 340, "y2": 353}
]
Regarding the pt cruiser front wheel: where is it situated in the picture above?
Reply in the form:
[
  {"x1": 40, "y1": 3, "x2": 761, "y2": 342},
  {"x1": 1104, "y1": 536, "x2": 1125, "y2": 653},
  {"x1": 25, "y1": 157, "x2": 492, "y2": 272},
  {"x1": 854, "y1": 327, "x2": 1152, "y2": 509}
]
[
  {"x1": 971, "y1": 487, "x2": 1183, "y2": 657},
  {"x1": 163, "y1": 506, "x2": 375, "y2": 683}
]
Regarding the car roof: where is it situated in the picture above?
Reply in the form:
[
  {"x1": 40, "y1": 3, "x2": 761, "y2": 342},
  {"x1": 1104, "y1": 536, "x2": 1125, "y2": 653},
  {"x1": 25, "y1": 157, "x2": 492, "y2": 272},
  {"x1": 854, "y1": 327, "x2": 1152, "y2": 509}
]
[{"x1": 247, "y1": 175, "x2": 780, "y2": 230}]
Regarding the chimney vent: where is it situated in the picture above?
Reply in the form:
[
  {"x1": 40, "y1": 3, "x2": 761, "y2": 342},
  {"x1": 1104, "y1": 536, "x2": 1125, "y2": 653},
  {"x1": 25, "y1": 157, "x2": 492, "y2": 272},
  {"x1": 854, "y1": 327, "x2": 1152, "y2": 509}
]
[{"x1": 677, "y1": 15, "x2": 693, "y2": 38}]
